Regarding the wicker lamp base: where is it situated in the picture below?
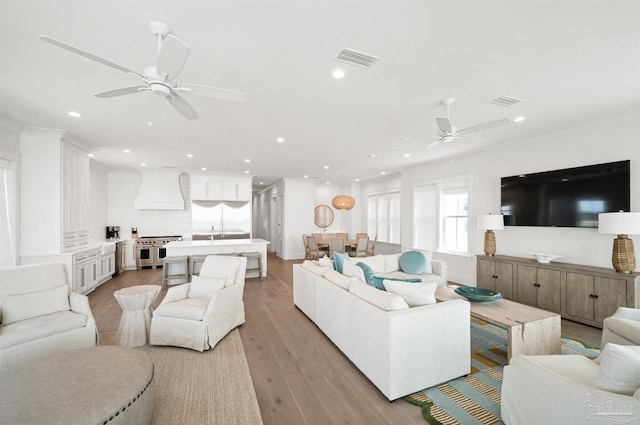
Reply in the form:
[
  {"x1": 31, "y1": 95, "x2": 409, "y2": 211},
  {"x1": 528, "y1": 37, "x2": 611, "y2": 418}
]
[
  {"x1": 484, "y1": 230, "x2": 496, "y2": 256},
  {"x1": 612, "y1": 234, "x2": 636, "y2": 274}
]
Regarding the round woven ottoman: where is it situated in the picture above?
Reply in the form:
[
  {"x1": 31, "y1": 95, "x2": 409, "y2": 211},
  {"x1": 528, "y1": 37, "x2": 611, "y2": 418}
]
[{"x1": 0, "y1": 346, "x2": 154, "y2": 425}]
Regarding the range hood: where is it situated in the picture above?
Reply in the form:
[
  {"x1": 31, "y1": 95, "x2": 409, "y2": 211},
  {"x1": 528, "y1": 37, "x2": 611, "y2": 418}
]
[{"x1": 135, "y1": 169, "x2": 185, "y2": 210}]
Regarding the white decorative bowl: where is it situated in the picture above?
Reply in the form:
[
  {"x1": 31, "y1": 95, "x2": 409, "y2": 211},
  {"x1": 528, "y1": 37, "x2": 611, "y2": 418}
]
[{"x1": 530, "y1": 253, "x2": 563, "y2": 263}]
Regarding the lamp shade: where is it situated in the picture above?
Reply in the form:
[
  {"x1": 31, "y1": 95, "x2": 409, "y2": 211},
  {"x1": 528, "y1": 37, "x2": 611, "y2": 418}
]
[
  {"x1": 477, "y1": 214, "x2": 504, "y2": 231},
  {"x1": 598, "y1": 212, "x2": 640, "y2": 235},
  {"x1": 332, "y1": 195, "x2": 355, "y2": 210}
]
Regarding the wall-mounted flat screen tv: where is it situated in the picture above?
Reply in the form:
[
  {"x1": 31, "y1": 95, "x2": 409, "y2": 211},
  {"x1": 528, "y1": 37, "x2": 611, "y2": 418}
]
[{"x1": 501, "y1": 160, "x2": 630, "y2": 228}]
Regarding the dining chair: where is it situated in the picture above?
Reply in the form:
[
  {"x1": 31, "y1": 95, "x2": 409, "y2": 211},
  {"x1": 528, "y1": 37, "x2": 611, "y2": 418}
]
[
  {"x1": 366, "y1": 235, "x2": 377, "y2": 256},
  {"x1": 302, "y1": 234, "x2": 310, "y2": 260},
  {"x1": 355, "y1": 233, "x2": 368, "y2": 240},
  {"x1": 312, "y1": 233, "x2": 324, "y2": 243},
  {"x1": 306, "y1": 236, "x2": 323, "y2": 260},
  {"x1": 329, "y1": 237, "x2": 345, "y2": 259},
  {"x1": 349, "y1": 237, "x2": 369, "y2": 258}
]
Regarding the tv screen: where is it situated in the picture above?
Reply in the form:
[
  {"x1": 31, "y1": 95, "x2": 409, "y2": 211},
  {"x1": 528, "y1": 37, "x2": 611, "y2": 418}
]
[{"x1": 501, "y1": 160, "x2": 630, "y2": 228}]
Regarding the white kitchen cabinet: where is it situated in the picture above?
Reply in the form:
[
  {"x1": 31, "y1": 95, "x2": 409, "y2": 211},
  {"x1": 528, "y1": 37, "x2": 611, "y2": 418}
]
[
  {"x1": 99, "y1": 253, "x2": 115, "y2": 284},
  {"x1": 20, "y1": 128, "x2": 91, "y2": 257},
  {"x1": 72, "y1": 248, "x2": 101, "y2": 294},
  {"x1": 189, "y1": 172, "x2": 252, "y2": 202}
]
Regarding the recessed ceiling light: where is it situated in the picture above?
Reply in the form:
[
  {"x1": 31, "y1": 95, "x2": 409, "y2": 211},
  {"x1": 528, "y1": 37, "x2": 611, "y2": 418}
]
[
  {"x1": 323, "y1": 165, "x2": 329, "y2": 169},
  {"x1": 380, "y1": 171, "x2": 386, "y2": 175},
  {"x1": 304, "y1": 175, "x2": 309, "y2": 178},
  {"x1": 369, "y1": 154, "x2": 376, "y2": 158},
  {"x1": 244, "y1": 170, "x2": 250, "y2": 174},
  {"x1": 332, "y1": 69, "x2": 345, "y2": 79},
  {"x1": 186, "y1": 153, "x2": 193, "y2": 158},
  {"x1": 276, "y1": 137, "x2": 285, "y2": 143},
  {"x1": 201, "y1": 167, "x2": 207, "y2": 171},
  {"x1": 514, "y1": 116, "x2": 526, "y2": 122},
  {"x1": 68, "y1": 111, "x2": 81, "y2": 118},
  {"x1": 140, "y1": 163, "x2": 147, "y2": 167},
  {"x1": 244, "y1": 159, "x2": 251, "y2": 163},
  {"x1": 88, "y1": 153, "x2": 95, "y2": 158},
  {"x1": 403, "y1": 153, "x2": 410, "y2": 158},
  {"x1": 123, "y1": 149, "x2": 131, "y2": 153},
  {"x1": 355, "y1": 178, "x2": 360, "y2": 182},
  {"x1": 326, "y1": 181, "x2": 330, "y2": 185},
  {"x1": 259, "y1": 182, "x2": 264, "y2": 185},
  {"x1": 147, "y1": 121, "x2": 152, "y2": 126}
]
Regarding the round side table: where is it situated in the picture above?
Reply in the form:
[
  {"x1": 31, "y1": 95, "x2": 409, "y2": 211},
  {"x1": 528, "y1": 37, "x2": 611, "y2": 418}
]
[{"x1": 113, "y1": 285, "x2": 161, "y2": 347}]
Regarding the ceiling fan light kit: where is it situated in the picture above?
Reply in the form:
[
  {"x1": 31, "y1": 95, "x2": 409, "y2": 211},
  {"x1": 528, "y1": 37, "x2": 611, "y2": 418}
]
[{"x1": 40, "y1": 21, "x2": 246, "y2": 120}]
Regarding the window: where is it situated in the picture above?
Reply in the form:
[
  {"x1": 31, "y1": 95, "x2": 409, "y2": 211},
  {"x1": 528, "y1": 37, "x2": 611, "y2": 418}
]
[
  {"x1": 367, "y1": 191, "x2": 400, "y2": 243},
  {"x1": 413, "y1": 176, "x2": 469, "y2": 255}
]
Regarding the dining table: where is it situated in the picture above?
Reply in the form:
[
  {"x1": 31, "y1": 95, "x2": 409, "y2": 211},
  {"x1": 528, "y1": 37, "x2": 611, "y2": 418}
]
[{"x1": 316, "y1": 239, "x2": 357, "y2": 248}]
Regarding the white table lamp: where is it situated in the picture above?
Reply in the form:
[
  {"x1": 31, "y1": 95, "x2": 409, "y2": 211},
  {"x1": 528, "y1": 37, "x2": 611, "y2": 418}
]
[
  {"x1": 478, "y1": 214, "x2": 504, "y2": 256},
  {"x1": 598, "y1": 211, "x2": 640, "y2": 273}
]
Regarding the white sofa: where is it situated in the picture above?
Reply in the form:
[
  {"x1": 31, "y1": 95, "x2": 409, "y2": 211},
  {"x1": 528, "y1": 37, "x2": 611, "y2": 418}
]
[
  {"x1": 0, "y1": 263, "x2": 97, "y2": 369},
  {"x1": 293, "y1": 257, "x2": 469, "y2": 401}
]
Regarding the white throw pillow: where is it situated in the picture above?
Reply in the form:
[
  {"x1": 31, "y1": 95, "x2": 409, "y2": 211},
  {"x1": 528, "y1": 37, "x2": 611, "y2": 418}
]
[
  {"x1": 189, "y1": 275, "x2": 226, "y2": 299},
  {"x1": 355, "y1": 255, "x2": 385, "y2": 273},
  {"x1": 2, "y1": 285, "x2": 70, "y2": 325},
  {"x1": 302, "y1": 260, "x2": 327, "y2": 276},
  {"x1": 595, "y1": 343, "x2": 640, "y2": 396},
  {"x1": 349, "y1": 281, "x2": 409, "y2": 311},
  {"x1": 342, "y1": 260, "x2": 365, "y2": 282},
  {"x1": 318, "y1": 255, "x2": 333, "y2": 269},
  {"x1": 383, "y1": 254, "x2": 401, "y2": 273},
  {"x1": 323, "y1": 269, "x2": 353, "y2": 290},
  {"x1": 383, "y1": 280, "x2": 437, "y2": 307}
]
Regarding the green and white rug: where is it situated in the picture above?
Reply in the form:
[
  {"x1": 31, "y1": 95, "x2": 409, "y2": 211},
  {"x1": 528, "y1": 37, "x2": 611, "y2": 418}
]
[{"x1": 404, "y1": 318, "x2": 600, "y2": 425}]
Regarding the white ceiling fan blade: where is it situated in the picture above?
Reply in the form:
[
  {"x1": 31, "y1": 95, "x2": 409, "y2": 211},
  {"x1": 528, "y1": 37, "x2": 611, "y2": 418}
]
[
  {"x1": 436, "y1": 117, "x2": 452, "y2": 133},
  {"x1": 459, "y1": 118, "x2": 512, "y2": 134},
  {"x1": 157, "y1": 34, "x2": 190, "y2": 81},
  {"x1": 39, "y1": 35, "x2": 142, "y2": 77},
  {"x1": 178, "y1": 84, "x2": 247, "y2": 102},
  {"x1": 95, "y1": 86, "x2": 148, "y2": 98},
  {"x1": 426, "y1": 138, "x2": 443, "y2": 149},
  {"x1": 166, "y1": 93, "x2": 199, "y2": 120}
]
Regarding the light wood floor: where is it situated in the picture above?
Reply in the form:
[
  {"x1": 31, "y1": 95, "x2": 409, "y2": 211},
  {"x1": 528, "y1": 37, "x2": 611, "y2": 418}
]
[{"x1": 89, "y1": 253, "x2": 603, "y2": 425}]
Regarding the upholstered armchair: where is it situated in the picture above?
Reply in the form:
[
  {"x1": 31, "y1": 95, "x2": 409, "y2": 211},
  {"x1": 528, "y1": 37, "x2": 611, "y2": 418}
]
[
  {"x1": 601, "y1": 307, "x2": 640, "y2": 347},
  {"x1": 0, "y1": 263, "x2": 97, "y2": 369},
  {"x1": 150, "y1": 255, "x2": 247, "y2": 352}
]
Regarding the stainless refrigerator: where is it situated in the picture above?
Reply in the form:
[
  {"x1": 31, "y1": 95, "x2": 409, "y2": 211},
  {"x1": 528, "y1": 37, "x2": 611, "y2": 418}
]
[{"x1": 192, "y1": 200, "x2": 251, "y2": 239}]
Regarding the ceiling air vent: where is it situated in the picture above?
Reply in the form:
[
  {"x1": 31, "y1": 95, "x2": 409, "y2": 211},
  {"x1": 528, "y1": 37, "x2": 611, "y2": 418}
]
[
  {"x1": 336, "y1": 47, "x2": 380, "y2": 68},
  {"x1": 489, "y1": 95, "x2": 523, "y2": 107}
]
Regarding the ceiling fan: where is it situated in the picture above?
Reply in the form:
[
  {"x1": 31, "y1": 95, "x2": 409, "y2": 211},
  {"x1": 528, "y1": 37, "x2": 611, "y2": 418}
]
[
  {"x1": 402, "y1": 98, "x2": 512, "y2": 148},
  {"x1": 39, "y1": 21, "x2": 246, "y2": 120}
]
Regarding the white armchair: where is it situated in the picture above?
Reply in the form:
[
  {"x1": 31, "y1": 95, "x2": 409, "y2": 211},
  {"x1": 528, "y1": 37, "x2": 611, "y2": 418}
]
[
  {"x1": 150, "y1": 255, "x2": 247, "y2": 352},
  {"x1": 0, "y1": 263, "x2": 97, "y2": 369},
  {"x1": 601, "y1": 307, "x2": 640, "y2": 347}
]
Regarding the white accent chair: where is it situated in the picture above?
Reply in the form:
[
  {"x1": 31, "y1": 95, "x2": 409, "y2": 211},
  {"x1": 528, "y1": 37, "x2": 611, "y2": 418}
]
[
  {"x1": 601, "y1": 307, "x2": 640, "y2": 347},
  {"x1": 0, "y1": 263, "x2": 97, "y2": 369},
  {"x1": 149, "y1": 255, "x2": 247, "y2": 352}
]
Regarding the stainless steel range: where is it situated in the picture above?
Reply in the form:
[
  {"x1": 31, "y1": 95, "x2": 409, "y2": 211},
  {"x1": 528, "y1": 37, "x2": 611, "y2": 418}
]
[{"x1": 135, "y1": 236, "x2": 181, "y2": 269}]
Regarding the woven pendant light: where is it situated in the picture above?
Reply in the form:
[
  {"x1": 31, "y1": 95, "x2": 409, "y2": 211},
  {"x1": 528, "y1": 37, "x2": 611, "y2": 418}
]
[{"x1": 332, "y1": 195, "x2": 355, "y2": 210}]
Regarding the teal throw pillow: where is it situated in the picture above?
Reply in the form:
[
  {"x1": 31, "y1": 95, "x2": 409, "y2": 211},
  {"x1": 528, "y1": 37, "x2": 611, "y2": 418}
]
[
  {"x1": 399, "y1": 250, "x2": 427, "y2": 275},
  {"x1": 356, "y1": 262, "x2": 385, "y2": 290},
  {"x1": 334, "y1": 252, "x2": 350, "y2": 274}
]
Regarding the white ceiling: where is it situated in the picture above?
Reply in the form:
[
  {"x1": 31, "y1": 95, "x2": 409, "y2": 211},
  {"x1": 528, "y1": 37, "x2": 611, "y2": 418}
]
[{"x1": 2, "y1": 0, "x2": 639, "y2": 191}]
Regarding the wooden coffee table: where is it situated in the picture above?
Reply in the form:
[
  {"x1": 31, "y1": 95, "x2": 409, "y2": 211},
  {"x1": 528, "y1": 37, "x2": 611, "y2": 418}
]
[{"x1": 436, "y1": 285, "x2": 561, "y2": 361}]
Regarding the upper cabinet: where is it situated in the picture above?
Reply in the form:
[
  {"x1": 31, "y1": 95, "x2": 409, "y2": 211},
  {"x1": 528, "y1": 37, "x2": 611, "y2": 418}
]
[{"x1": 190, "y1": 173, "x2": 252, "y2": 201}]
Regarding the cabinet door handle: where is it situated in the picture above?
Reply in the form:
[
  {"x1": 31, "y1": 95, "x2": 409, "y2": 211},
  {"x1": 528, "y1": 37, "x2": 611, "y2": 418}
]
[
  {"x1": 593, "y1": 294, "x2": 599, "y2": 299},
  {"x1": 533, "y1": 283, "x2": 541, "y2": 288},
  {"x1": 493, "y1": 274, "x2": 498, "y2": 279}
]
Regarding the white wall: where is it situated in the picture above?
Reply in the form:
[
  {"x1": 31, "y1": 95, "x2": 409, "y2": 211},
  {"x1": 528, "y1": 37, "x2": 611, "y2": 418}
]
[
  {"x1": 88, "y1": 161, "x2": 109, "y2": 242},
  {"x1": 282, "y1": 177, "x2": 316, "y2": 259},
  {"x1": 396, "y1": 112, "x2": 640, "y2": 284}
]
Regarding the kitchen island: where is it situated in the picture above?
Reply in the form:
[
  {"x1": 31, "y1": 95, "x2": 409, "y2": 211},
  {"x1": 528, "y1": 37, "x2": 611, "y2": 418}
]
[{"x1": 164, "y1": 239, "x2": 270, "y2": 277}]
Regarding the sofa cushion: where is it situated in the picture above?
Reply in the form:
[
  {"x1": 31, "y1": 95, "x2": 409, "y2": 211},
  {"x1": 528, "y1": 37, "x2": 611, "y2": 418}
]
[
  {"x1": 383, "y1": 280, "x2": 436, "y2": 307},
  {"x1": 354, "y1": 255, "x2": 385, "y2": 273},
  {"x1": 355, "y1": 262, "x2": 385, "y2": 290},
  {"x1": 318, "y1": 255, "x2": 334, "y2": 269},
  {"x1": 383, "y1": 254, "x2": 401, "y2": 273},
  {"x1": 154, "y1": 298, "x2": 210, "y2": 321},
  {"x1": 323, "y1": 269, "x2": 353, "y2": 290},
  {"x1": 1, "y1": 285, "x2": 70, "y2": 325},
  {"x1": 0, "y1": 310, "x2": 87, "y2": 349},
  {"x1": 349, "y1": 281, "x2": 409, "y2": 311},
  {"x1": 333, "y1": 252, "x2": 350, "y2": 274},
  {"x1": 188, "y1": 275, "x2": 226, "y2": 299},
  {"x1": 302, "y1": 260, "x2": 327, "y2": 276},
  {"x1": 342, "y1": 260, "x2": 365, "y2": 282},
  {"x1": 399, "y1": 251, "x2": 427, "y2": 275},
  {"x1": 595, "y1": 343, "x2": 640, "y2": 395}
]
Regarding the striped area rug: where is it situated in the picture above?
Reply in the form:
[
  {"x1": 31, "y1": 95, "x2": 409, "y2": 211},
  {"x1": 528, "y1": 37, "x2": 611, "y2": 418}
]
[{"x1": 404, "y1": 318, "x2": 600, "y2": 425}]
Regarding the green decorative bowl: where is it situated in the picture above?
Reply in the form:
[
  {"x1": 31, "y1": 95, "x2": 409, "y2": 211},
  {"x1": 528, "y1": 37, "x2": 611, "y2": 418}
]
[{"x1": 454, "y1": 286, "x2": 503, "y2": 302}]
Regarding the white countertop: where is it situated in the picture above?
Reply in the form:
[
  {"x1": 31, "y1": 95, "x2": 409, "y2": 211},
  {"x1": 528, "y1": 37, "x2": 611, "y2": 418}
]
[{"x1": 164, "y1": 239, "x2": 270, "y2": 248}]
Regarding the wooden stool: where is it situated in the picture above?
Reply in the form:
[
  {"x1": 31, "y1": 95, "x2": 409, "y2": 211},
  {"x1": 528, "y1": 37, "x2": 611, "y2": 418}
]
[
  {"x1": 188, "y1": 255, "x2": 208, "y2": 280},
  {"x1": 241, "y1": 252, "x2": 262, "y2": 278},
  {"x1": 161, "y1": 256, "x2": 189, "y2": 289}
]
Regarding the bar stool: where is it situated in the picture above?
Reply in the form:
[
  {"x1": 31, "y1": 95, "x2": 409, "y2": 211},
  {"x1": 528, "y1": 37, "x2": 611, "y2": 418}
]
[
  {"x1": 162, "y1": 256, "x2": 189, "y2": 289},
  {"x1": 188, "y1": 255, "x2": 207, "y2": 281},
  {"x1": 241, "y1": 252, "x2": 262, "y2": 278}
]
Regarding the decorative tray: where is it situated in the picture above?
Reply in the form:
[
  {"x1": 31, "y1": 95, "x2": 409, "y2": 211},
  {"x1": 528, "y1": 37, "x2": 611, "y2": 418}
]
[{"x1": 454, "y1": 286, "x2": 503, "y2": 302}]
